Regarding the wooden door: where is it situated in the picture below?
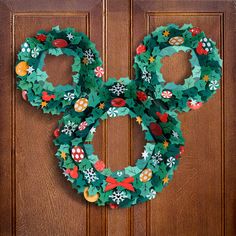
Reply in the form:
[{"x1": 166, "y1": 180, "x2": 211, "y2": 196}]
[{"x1": 0, "y1": 0, "x2": 235, "y2": 235}]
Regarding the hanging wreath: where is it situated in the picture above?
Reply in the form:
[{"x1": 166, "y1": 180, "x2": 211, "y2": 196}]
[
  {"x1": 15, "y1": 24, "x2": 222, "y2": 208},
  {"x1": 15, "y1": 26, "x2": 102, "y2": 114}
]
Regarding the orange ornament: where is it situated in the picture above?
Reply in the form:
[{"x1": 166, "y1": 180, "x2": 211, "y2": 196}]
[
  {"x1": 15, "y1": 61, "x2": 29, "y2": 76},
  {"x1": 74, "y1": 98, "x2": 88, "y2": 112}
]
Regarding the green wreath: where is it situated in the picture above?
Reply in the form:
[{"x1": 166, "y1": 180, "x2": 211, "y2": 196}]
[
  {"x1": 16, "y1": 24, "x2": 222, "y2": 208},
  {"x1": 15, "y1": 26, "x2": 102, "y2": 114}
]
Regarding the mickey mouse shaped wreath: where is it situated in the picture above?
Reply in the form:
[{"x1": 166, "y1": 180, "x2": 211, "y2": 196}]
[{"x1": 15, "y1": 25, "x2": 222, "y2": 208}]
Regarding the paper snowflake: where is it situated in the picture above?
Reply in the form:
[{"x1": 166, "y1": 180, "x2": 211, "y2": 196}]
[
  {"x1": 109, "y1": 190, "x2": 127, "y2": 204},
  {"x1": 61, "y1": 121, "x2": 77, "y2": 136},
  {"x1": 83, "y1": 168, "x2": 98, "y2": 183},
  {"x1": 151, "y1": 151, "x2": 163, "y2": 166},
  {"x1": 109, "y1": 83, "x2": 127, "y2": 96},
  {"x1": 83, "y1": 49, "x2": 95, "y2": 64},
  {"x1": 141, "y1": 67, "x2": 151, "y2": 83}
]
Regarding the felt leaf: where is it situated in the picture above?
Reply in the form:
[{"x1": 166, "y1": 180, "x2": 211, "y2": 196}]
[
  {"x1": 36, "y1": 69, "x2": 48, "y2": 81},
  {"x1": 84, "y1": 144, "x2": 94, "y2": 155},
  {"x1": 88, "y1": 186, "x2": 98, "y2": 195},
  {"x1": 48, "y1": 48, "x2": 63, "y2": 56},
  {"x1": 88, "y1": 90, "x2": 100, "y2": 107},
  {"x1": 124, "y1": 166, "x2": 141, "y2": 176}
]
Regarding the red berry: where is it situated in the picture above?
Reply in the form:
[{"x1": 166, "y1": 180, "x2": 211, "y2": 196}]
[
  {"x1": 189, "y1": 27, "x2": 201, "y2": 36},
  {"x1": 136, "y1": 44, "x2": 146, "y2": 55},
  {"x1": 94, "y1": 160, "x2": 105, "y2": 171},
  {"x1": 53, "y1": 128, "x2": 60, "y2": 137},
  {"x1": 109, "y1": 203, "x2": 119, "y2": 209}
]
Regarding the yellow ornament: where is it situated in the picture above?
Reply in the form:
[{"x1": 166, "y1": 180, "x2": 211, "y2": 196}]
[
  {"x1": 74, "y1": 98, "x2": 88, "y2": 112},
  {"x1": 15, "y1": 61, "x2": 29, "y2": 76},
  {"x1": 139, "y1": 168, "x2": 152, "y2": 182},
  {"x1": 83, "y1": 187, "x2": 99, "y2": 202}
]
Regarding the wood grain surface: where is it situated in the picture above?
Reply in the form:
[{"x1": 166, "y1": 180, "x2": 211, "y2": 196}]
[{"x1": 0, "y1": 0, "x2": 235, "y2": 235}]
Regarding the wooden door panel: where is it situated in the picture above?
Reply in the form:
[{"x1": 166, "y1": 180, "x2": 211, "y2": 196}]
[{"x1": 0, "y1": 0, "x2": 235, "y2": 236}]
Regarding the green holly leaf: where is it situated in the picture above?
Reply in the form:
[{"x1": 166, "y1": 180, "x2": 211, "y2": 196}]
[
  {"x1": 88, "y1": 90, "x2": 100, "y2": 107},
  {"x1": 195, "y1": 80, "x2": 206, "y2": 91},
  {"x1": 140, "y1": 182, "x2": 152, "y2": 197},
  {"x1": 124, "y1": 166, "x2": 141, "y2": 176},
  {"x1": 88, "y1": 186, "x2": 98, "y2": 195},
  {"x1": 36, "y1": 69, "x2": 48, "y2": 81},
  {"x1": 78, "y1": 159, "x2": 92, "y2": 171},
  {"x1": 48, "y1": 48, "x2": 63, "y2": 56},
  {"x1": 72, "y1": 56, "x2": 81, "y2": 72}
]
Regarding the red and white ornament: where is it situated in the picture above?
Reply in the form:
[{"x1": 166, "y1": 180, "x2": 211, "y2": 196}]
[
  {"x1": 161, "y1": 90, "x2": 172, "y2": 99},
  {"x1": 94, "y1": 66, "x2": 104, "y2": 77},
  {"x1": 22, "y1": 90, "x2": 28, "y2": 101},
  {"x1": 189, "y1": 27, "x2": 201, "y2": 36},
  {"x1": 78, "y1": 121, "x2": 88, "y2": 131},
  {"x1": 71, "y1": 146, "x2": 85, "y2": 162},
  {"x1": 136, "y1": 44, "x2": 146, "y2": 55},
  {"x1": 53, "y1": 128, "x2": 60, "y2": 137},
  {"x1": 187, "y1": 100, "x2": 203, "y2": 110}
]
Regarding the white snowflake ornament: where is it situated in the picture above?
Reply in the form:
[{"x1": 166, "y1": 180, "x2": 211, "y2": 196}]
[
  {"x1": 83, "y1": 168, "x2": 98, "y2": 183},
  {"x1": 109, "y1": 190, "x2": 127, "y2": 205},
  {"x1": 61, "y1": 121, "x2": 77, "y2": 136},
  {"x1": 109, "y1": 83, "x2": 127, "y2": 96}
]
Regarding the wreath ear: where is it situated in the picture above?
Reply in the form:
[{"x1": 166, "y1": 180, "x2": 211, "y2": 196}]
[
  {"x1": 133, "y1": 24, "x2": 222, "y2": 112},
  {"x1": 15, "y1": 26, "x2": 104, "y2": 115}
]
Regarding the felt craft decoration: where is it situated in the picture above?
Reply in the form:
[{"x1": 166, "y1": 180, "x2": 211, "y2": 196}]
[{"x1": 15, "y1": 24, "x2": 222, "y2": 208}]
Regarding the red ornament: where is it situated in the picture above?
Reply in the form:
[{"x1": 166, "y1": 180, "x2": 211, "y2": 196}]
[
  {"x1": 42, "y1": 91, "x2": 55, "y2": 101},
  {"x1": 52, "y1": 39, "x2": 68, "y2": 48},
  {"x1": 161, "y1": 90, "x2": 172, "y2": 99},
  {"x1": 53, "y1": 128, "x2": 60, "y2": 137},
  {"x1": 136, "y1": 91, "x2": 147, "y2": 101},
  {"x1": 94, "y1": 160, "x2": 105, "y2": 172},
  {"x1": 78, "y1": 121, "x2": 88, "y2": 131},
  {"x1": 187, "y1": 100, "x2": 203, "y2": 110},
  {"x1": 22, "y1": 90, "x2": 28, "y2": 101},
  {"x1": 69, "y1": 166, "x2": 79, "y2": 179},
  {"x1": 150, "y1": 123, "x2": 163, "y2": 136},
  {"x1": 180, "y1": 146, "x2": 184, "y2": 155},
  {"x1": 156, "y1": 112, "x2": 168, "y2": 123},
  {"x1": 111, "y1": 98, "x2": 126, "y2": 107},
  {"x1": 71, "y1": 146, "x2": 85, "y2": 163},
  {"x1": 189, "y1": 27, "x2": 201, "y2": 36},
  {"x1": 36, "y1": 34, "x2": 47, "y2": 42},
  {"x1": 196, "y1": 42, "x2": 208, "y2": 55},
  {"x1": 109, "y1": 203, "x2": 119, "y2": 209},
  {"x1": 94, "y1": 66, "x2": 104, "y2": 77},
  {"x1": 136, "y1": 44, "x2": 146, "y2": 55}
]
